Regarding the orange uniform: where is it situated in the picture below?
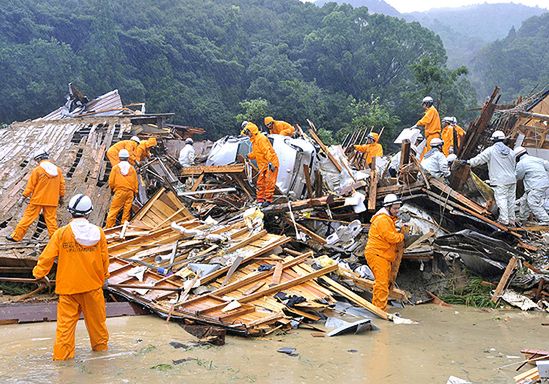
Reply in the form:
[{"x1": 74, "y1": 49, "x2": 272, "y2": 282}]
[
  {"x1": 354, "y1": 133, "x2": 383, "y2": 166},
  {"x1": 135, "y1": 137, "x2": 157, "y2": 162},
  {"x1": 33, "y1": 219, "x2": 110, "y2": 360},
  {"x1": 11, "y1": 161, "x2": 65, "y2": 241},
  {"x1": 106, "y1": 162, "x2": 138, "y2": 228},
  {"x1": 246, "y1": 123, "x2": 279, "y2": 203},
  {"x1": 416, "y1": 106, "x2": 441, "y2": 159},
  {"x1": 364, "y1": 208, "x2": 404, "y2": 310},
  {"x1": 269, "y1": 120, "x2": 295, "y2": 137},
  {"x1": 441, "y1": 124, "x2": 466, "y2": 157},
  {"x1": 106, "y1": 140, "x2": 138, "y2": 167}
]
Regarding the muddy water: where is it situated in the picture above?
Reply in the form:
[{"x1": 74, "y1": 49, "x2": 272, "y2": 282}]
[{"x1": 0, "y1": 305, "x2": 546, "y2": 384}]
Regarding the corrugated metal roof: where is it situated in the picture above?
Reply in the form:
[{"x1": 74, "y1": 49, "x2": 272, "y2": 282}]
[{"x1": 38, "y1": 89, "x2": 128, "y2": 121}]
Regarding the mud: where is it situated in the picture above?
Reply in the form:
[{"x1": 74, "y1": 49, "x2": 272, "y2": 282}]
[{"x1": 0, "y1": 305, "x2": 546, "y2": 384}]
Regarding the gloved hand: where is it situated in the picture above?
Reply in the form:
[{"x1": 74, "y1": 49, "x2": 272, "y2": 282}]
[
  {"x1": 459, "y1": 159, "x2": 468, "y2": 165},
  {"x1": 36, "y1": 276, "x2": 51, "y2": 290},
  {"x1": 58, "y1": 196, "x2": 64, "y2": 207},
  {"x1": 103, "y1": 279, "x2": 109, "y2": 289},
  {"x1": 268, "y1": 162, "x2": 275, "y2": 172},
  {"x1": 18, "y1": 196, "x2": 29, "y2": 207}
]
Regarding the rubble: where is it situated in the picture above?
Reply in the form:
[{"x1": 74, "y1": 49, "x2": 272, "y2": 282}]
[{"x1": 0, "y1": 84, "x2": 548, "y2": 343}]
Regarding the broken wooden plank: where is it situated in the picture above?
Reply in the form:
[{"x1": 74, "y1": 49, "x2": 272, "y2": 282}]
[
  {"x1": 368, "y1": 157, "x2": 378, "y2": 211},
  {"x1": 308, "y1": 128, "x2": 342, "y2": 172},
  {"x1": 491, "y1": 257, "x2": 518, "y2": 303},
  {"x1": 180, "y1": 164, "x2": 245, "y2": 176}
]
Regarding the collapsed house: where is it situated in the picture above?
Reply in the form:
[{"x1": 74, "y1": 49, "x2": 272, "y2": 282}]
[{"x1": 0, "y1": 85, "x2": 548, "y2": 337}]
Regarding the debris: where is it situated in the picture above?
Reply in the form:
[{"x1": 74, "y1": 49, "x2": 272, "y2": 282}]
[
  {"x1": 277, "y1": 347, "x2": 299, "y2": 356},
  {"x1": 326, "y1": 318, "x2": 373, "y2": 337},
  {"x1": 500, "y1": 290, "x2": 541, "y2": 311}
]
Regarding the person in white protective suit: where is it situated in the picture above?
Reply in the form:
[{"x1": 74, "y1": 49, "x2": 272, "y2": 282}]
[
  {"x1": 420, "y1": 137, "x2": 450, "y2": 180},
  {"x1": 462, "y1": 130, "x2": 516, "y2": 226},
  {"x1": 514, "y1": 146, "x2": 549, "y2": 225},
  {"x1": 178, "y1": 138, "x2": 196, "y2": 167}
]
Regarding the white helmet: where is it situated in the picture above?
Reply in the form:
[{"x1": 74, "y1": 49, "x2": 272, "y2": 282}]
[
  {"x1": 514, "y1": 146, "x2": 527, "y2": 159},
  {"x1": 430, "y1": 137, "x2": 444, "y2": 147},
  {"x1": 422, "y1": 96, "x2": 434, "y2": 105},
  {"x1": 442, "y1": 116, "x2": 452, "y2": 124},
  {"x1": 383, "y1": 194, "x2": 402, "y2": 207},
  {"x1": 491, "y1": 130, "x2": 505, "y2": 141},
  {"x1": 130, "y1": 136, "x2": 141, "y2": 143},
  {"x1": 185, "y1": 138, "x2": 193, "y2": 145},
  {"x1": 451, "y1": 116, "x2": 458, "y2": 124},
  {"x1": 68, "y1": 194, "x2": 93, "y2": 216},
  {"x1": 447, "y1": 153, "x2": 458, "y2": 163},
  {"x1": 241, "y1": 121, "x2": 249, "y2": 129},
  {"x1": 33, "y1": 149, "x2": 49, "y2": 161},
  {"x1": 119, "y1": 149, "x2": 130, "y2": 159}
]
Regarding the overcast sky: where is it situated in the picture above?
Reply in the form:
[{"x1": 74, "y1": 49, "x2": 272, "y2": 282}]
[
  {"x1": 303, "y1": 0, "x2": 549, "y2": 13},
  {"x1": 384, "y1": 0, "x2": 549, "y2": 13}
]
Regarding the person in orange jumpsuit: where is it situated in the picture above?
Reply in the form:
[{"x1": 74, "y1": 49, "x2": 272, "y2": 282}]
[
  {"x1": 7, "y1": 150, "x2": 65, "y2": 242},
  {"x1": 135, "y1": 137, "x2": 157, "y2": 163},
  {"x1": 354, "y1": 132, "x2": 383, "y2": 166},
  {"x1": 33, "y1": 193, "x2": 109, "y2": 360},
  {"x1": 264, "y1": 116, "x2": 295, "y2": 137},
  {"x1": 413, "y1": 96, "x2": 441, "y2": 159},
  {"x1": 441, "y1": 116, "x2": 465, "y2": 157},
  {"x1": 241, "y1": 121, "x2": 279, "y2": 207},
  {"x1": 106, "y1": 136, "x2": 140, "y2": 167},
  {"x1": 364, "y1": 194, "x2": 405, "y2": 311},
  {"x1": 106, "y1": 149, "x2": 138, "y2": 228}
]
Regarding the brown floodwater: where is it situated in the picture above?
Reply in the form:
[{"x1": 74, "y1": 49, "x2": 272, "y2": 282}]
[{"x1": 0, "y1": 304, "x2": 546, "y2": 383}]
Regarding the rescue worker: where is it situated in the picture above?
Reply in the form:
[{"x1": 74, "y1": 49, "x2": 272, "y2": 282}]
[
  {"x1": 412, "y1": 96, "x2": 441, "y2": 159},
  {"x1": 463, "y1": 130, "x2": 516, "y2": 226},
  {"x1": 241, "y1": 121, "x2": 279, "y2": 207},
  {"x1": 135, "y1": 137, "x2": 157, "y2": 163},
  {"x1": 33, "y1": 194, "x2": 109, "y2": 360},
  {"x1": 515, "y1": 146, "x2": 549, "y2": 225},
  {"x1": 105, "y1": 149, "x2": 138, "y2": 228},
  {"x1": 364, "y1": 194, "x2": 405, "y2": 311},
  {"x1": 106, "y1": 136, "x2": 140, "y2": 167},
  {"x1": 420, "y1": 138, "x2": 450, "y2": 180},
  {"x1": 178, "y1": 138, "x2": 196, "y2": 167},
  {"x1": 441, "y1": 116, "x2": 466, "y2": 157},
  {"x1": 7, "y1": 150, "x2": 65, "y2": 242},
  {"x1": 264, "y1": 116, "x2": 295, "y2": 137},
  {"x1": 354, "y1": 132, "x2": 383, "y2": 166}
]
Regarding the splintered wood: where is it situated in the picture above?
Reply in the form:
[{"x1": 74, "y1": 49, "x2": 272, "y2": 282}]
[{"x1": 106, "y1": 189, "x2": 388, "y2": 335}]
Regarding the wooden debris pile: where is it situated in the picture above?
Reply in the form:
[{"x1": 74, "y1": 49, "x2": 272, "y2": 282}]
[{"x1": 104, "y1": 188, "x2": 388, "y2": 336}]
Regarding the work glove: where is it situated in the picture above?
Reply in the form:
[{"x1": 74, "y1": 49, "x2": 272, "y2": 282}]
[
  {"x1": 18, "y1": 196, "x2": 29, "y2": 207},
  {"x1": 268, "y1": 162, "x2": 275, "y2": 172},
  {"x1": 459, "y1": 159, "x2": 468, "y2": 165},
  {"x1": 36, "y1": 276, "x2": 51, "y2": 290},
  {"x1": 58, "y1": 196, "x2": 64, "y2": 207},
  {"x1": 103, "y1": 279, "x2": 109, "y2": 289}
]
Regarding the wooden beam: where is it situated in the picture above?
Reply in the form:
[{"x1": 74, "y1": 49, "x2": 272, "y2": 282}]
[
  {"x1": 303, "y1": 164, "x2": 314, "y2": 198},
  {"x1": 491, "y1": 257, "x2": 518, "y2": 303},
  {"x1": 308, "y1": 128, "x2": 342, "y2": 172},
  {"x1": 429, "y1": 177, "x2": 490, "y2": 215},
  {"x1": 518, "y1": 110, "x2": 549, "y2": 122},
  {"x1": 180, "y1": 164, "x2": 245, "y2": 176},
  {"x1": 390, "y1": 226, "x2": 409, "y2": 285},
  {"x1": 368, "y1": 157, "x2": 378, "y2": 211}
]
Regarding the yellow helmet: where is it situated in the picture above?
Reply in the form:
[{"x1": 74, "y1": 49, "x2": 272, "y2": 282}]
[{"x1": 264, "y1": 116, "x2": 274, "y2": 126}]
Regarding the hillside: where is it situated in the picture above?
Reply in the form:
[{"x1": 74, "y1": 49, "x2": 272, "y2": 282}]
[
  {"x1": 0, "y1": 0, "x2": 475, "y2": 142},
  {"x1": 472, "y1": 12, "x2": 549, "y2": 100}
]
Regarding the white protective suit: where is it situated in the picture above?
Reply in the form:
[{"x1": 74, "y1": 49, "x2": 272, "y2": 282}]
[
  {"x1": 516, "y1": 154, "x2": 549, "y2": 224},
  {"x1": 178, "y1": 144, "x2": 196, "y2": 167},
  {"x1": 468, "y1": 142, "x2": 516, "y2": 225},
  {"x1": 421, "y1": 148, "x2": 450, "y2": 179}
]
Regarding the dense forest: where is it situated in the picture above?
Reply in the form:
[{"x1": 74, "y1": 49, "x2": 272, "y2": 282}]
[
  {"x1": 0, "y1": 0, "x2": 477, "y2": 144},
  {"x1": 473, "y1": 12, "x2": 549, "y2": 101}
]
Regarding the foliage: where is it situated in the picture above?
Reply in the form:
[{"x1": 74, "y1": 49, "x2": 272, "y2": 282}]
[
  {"x1": 235, "y1": 99, "x2": 270, "y2": 126},
  {"x1": 472, "y1": 13, "x2": 549, "y2": 101},
  {"x1": 440, "y1": 277, "x2": 496, "y2": 308},
  {"x1": 337, "y1": 97, "x2": 400, "y2": 147},
  {"x1": 0, "y1": 0, "x2": 477, "y2": 141}
]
